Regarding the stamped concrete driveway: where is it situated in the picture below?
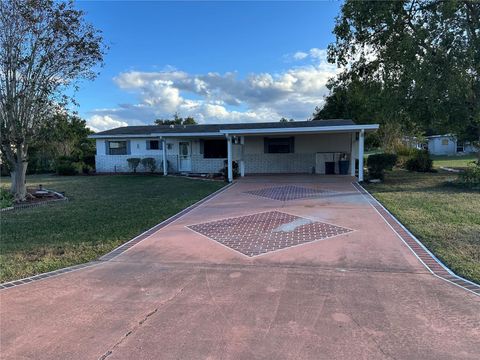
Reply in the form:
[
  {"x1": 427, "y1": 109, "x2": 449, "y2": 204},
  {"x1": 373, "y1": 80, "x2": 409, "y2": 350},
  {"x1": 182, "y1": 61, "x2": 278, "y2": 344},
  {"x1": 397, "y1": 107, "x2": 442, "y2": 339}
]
[{"x1": 1, "y1": 176, "x2": 479, "y2": 360}]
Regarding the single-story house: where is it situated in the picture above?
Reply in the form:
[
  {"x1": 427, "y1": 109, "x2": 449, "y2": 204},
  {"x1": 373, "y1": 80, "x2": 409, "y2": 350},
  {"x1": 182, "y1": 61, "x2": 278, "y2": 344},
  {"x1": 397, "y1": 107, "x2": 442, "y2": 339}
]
[
  {"x1": 89, "y1": 119, "x2": 379, "y2": 182},
  {"x1": 426, "y1": 134, "x2": 478, "y2": 156}
]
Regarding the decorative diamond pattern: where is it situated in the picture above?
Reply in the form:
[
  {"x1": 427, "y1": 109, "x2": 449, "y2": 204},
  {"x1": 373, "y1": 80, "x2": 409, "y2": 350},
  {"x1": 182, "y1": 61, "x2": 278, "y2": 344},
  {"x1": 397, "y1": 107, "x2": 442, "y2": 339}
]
[
  {"x1": 187, "y1": 211, "x2": 352, "y2": 257},
  {"x1": 244, "y1": 185, "x2": 334, "y2": 201}
]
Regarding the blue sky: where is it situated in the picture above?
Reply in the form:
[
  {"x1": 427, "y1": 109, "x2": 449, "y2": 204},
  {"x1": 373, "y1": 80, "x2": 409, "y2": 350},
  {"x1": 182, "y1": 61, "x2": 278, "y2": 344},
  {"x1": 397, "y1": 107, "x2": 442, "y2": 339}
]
[{"x1": 75, "y1": 1, "x2": 342, "y2": 131}]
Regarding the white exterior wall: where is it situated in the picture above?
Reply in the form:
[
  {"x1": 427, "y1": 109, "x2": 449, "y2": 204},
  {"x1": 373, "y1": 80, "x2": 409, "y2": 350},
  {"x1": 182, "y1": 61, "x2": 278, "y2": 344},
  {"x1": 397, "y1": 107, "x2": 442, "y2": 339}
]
[
  {"x1": 243, "y1": 133, "x2": 353, "y2": 174},
  {"x1": 95, "y1": 138, "x2": 163, "y2": 172},
  {"x1": 95, "y1": 137, "x2": 239, "y2": 173},
  {"x1": 428, "y1": 137, "x2": 456, "y2": 155}
]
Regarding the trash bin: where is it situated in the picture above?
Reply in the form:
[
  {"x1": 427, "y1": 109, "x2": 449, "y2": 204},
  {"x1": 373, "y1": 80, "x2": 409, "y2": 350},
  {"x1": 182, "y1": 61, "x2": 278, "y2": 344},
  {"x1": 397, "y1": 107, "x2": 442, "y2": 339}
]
[
  {"x1": 338, "y1": 160, "x2": 349, "y2": 175},
  {"x1": 325, "y1": 161, "x2": 335, "y2": 174}
]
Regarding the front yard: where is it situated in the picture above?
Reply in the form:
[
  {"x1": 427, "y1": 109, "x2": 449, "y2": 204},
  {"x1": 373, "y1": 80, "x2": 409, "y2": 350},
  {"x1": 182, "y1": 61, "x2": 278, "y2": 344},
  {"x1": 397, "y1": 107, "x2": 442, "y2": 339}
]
[
  {"x1": 0, "y1": 175, "x2": 224, "y2": 282},
  {"x1": 365, "y1": 169, "x2": 480, "y2": 284}
]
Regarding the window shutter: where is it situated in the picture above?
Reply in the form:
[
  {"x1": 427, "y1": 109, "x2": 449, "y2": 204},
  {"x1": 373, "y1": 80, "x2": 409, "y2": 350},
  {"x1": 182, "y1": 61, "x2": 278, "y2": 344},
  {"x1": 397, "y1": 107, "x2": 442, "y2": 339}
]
[
  {"x1": 159, "y1": 140, "x2": 163, "y2": 151},
  {"x1": 199, "y1": 139, "x2": 204, "y2": 154},
  {"x1": 290, "y1": 137, "x2": 295, "y2": 153},
  {"x1": 264, "y1": 138, "x2": 268, "y2": 153},
  {"x1": 127, "y1": 141, "x2": 131, "y2": 155},
  {"x1": 105, "y1": 141, "x2": 109, "y2": 155},
  {"x1": 146, "y1": 140, "x2": 151, "y2": 150}
]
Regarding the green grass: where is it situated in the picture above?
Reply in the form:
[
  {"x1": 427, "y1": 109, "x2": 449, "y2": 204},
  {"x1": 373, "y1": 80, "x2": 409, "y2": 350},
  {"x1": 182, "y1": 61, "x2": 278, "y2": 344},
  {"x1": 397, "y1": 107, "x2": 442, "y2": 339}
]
[
  {"x1": 0, "y1": 174, "x2": 224, "y2": 282},
  {"x1": 365, "y1": 170, "x2": 480, "y2": 284},
  {"x1": 431, "y1": 154, "x2": 477, "y2": 169}
]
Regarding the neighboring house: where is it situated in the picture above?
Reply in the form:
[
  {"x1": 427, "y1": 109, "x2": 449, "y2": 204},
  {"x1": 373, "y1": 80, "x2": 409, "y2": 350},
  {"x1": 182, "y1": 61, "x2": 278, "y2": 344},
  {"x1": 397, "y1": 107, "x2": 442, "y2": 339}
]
[
  {"x1": 426, "y1": 134, "x2": 478, "y2": 156},
  {"x1": 89, "y1": 119, "x2": 379, "y2": 182}
]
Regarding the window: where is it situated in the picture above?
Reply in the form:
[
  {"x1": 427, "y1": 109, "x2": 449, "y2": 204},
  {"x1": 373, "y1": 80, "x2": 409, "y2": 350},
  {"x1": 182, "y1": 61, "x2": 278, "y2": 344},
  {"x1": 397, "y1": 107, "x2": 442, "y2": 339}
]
[
  {"x1": 441, "y1": 139, "x2": 449, "y2": 146},
  {"x1": 457, "y1": 142, "x2": 464, "y2": 153},
  {"x1": 264, "y1": 137, "x2": 294, "y2": 153},
  {"x1": 202, "y1": 139, "x2": 227, "y2": 158},
  {"x1": 146, "y1": 140, "x2": 161, "y2": 150},
  {"x1": 107, "y1": 141, "x2": 128, "y2": 155}
]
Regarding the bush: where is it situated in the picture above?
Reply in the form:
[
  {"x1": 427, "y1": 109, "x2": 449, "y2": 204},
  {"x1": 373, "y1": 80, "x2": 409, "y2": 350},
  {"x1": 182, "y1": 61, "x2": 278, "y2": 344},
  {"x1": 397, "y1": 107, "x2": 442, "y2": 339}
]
[
  {"x1": 0, "y1": 188, "x2": 14, "y2": 208},
  {"x1": 457, "y1": 163, "x2": 480, "y2": 189},
  {"x1": 366, "y1": 153, "x2": 398, "y2": 180},
  {"x1": 405, "y1": 150, "x2": 433, "y2": 172},
  {"x1": 220, "y1": 160, "x2": 239, "y2": 181},
  {"x1": 141, "y1": 158, "x2": 156, "y2": 173},
  {"x1": 56, "y1": 161, "x2": 78, "y2": 175},
  {"x1": 127, "y1": 158, "x2": 141, "y2": 173}
]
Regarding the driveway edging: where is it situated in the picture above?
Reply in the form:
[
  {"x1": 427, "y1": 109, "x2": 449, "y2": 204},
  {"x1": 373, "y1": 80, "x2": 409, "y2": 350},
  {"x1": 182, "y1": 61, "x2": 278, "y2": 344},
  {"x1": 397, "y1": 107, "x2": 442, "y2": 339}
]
[
  {"x1": 0, "y1": 182, "x2": 234, "y2": 291},
  {"x1": 353, "y1": 182, "x2": 480, "y2": 296}
]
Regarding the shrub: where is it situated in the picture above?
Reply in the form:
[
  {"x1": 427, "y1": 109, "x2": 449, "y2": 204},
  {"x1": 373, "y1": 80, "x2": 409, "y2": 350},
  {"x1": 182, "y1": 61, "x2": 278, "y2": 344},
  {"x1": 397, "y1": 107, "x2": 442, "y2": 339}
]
[
  {"x1": 56, "y1": 161, "x2": 78, "y2": 175},
  {"x1": 0, "y1": 188, "x2": 14, "y2": 208},
  {"x1": 405, "y1": 150, "x2": 433, "y2": 172},
  {"x1": 457, "y1": 163, "x2": 480, "y2": 189},
  {"x1": 220, "y1": 160, "x2": 239, "y2": 181},
  {"x1": 141, "y1": 158, "x2": 156, "y2": 173},
  {"x1": 366, "y1": 153, "x2": 398, "y2": 180},
  {"x1": 127, "y1": 158, "x2": 141, "y2": 173}
]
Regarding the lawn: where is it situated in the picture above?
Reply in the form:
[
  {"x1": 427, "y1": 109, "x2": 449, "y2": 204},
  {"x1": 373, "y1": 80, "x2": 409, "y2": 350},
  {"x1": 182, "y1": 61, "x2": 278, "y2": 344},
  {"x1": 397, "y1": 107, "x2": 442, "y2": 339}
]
[
  {"x1": 365, "y1": 169, "x2": 480, "y2": 284},
  {"x1": 431, "y1": 154, "x2": 477, "y2": 169},
  {"x1": 0, "y1": 174, "x2": 224, "y2": 282}
]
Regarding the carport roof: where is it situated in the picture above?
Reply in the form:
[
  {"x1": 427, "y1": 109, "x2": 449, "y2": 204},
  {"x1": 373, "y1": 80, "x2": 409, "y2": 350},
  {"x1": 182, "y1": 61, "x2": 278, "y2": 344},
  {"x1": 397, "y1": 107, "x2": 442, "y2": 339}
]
[{"x1": 89, "y1": 119, "x2": 379, "y2": 138}]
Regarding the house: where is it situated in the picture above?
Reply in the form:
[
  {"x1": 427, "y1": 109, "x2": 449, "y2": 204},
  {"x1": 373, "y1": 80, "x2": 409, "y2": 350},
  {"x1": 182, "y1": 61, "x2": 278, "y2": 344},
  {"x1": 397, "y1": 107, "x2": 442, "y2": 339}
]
[
  {"x1": 89, "y1": 119, "x2": 379, "y2": 182},
  {"x1": 426, "y1": 134, "x2": 478, "y2": 156}
]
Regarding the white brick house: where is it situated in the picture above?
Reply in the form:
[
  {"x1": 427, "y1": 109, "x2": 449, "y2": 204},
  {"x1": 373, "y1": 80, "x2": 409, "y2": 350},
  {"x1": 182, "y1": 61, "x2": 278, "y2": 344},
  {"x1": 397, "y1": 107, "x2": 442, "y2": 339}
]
[{"x1": 89, "y1": 120, "x2": 379, "y2": 181}]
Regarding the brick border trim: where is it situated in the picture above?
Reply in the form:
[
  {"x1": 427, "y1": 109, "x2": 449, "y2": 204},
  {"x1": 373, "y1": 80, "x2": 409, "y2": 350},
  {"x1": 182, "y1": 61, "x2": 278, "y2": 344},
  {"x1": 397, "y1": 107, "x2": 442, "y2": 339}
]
[
  {"x1": 353, "y1": 182, "x2": 480, "y2": 296},
  {"x1": 0, "y1": 182, "x2": 233, "y2": 291}
]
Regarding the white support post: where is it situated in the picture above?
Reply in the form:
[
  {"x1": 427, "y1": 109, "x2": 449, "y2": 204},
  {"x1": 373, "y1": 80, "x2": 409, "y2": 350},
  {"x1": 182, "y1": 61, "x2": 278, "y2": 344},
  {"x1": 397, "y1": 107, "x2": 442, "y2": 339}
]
[
  {"x1": 350, "y1": 132, "x2": 356, "y2": 177},
  {"x1": 358, "y1": 129, "x2": 365, "y2": 181},
  {"x1": 162, "y1": 138, "x2": 168, "y2": 176},
  {"x1": 240, "y1": 136, "x2": 245, "y2": 177},
  {"x1": 227, "y1": 135, "x2": 233, "y2": 182}
]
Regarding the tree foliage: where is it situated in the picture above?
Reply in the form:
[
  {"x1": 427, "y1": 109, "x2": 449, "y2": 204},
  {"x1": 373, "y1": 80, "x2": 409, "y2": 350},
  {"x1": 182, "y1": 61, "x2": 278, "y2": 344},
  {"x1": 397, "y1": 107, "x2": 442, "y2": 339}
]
[
  {"x1": 28, "y1": 113, "x2": 95, "y2": 174},
  {"x1": 0, "y1": 0, "x2": 105, "y2": 200},
  {"x1": 155, "y1": 113, "x2": 197, "y2": 125},
  {"x1": 315, "y1": 0, "x2": 480, "y2": 152}
]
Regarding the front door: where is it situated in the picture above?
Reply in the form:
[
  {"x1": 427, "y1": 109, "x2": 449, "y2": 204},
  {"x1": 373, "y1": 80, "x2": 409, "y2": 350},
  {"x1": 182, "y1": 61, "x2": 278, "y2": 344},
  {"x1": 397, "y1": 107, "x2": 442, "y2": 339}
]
[{"x1": 179, "y1": 142, "x2": 192, "y2": 172}]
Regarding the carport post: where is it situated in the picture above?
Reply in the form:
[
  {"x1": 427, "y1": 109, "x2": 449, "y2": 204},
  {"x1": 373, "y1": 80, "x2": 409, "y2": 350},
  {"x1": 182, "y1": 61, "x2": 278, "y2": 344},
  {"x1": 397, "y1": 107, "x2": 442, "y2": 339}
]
[
  {"x1": 358, "y1": 129, "x2": 365, "y2": 181},
  {"x1": 162, "y1": 137, "x2": 168, "y2": 176},
  {"x1": 350, "y1": 132, "x2": 356, "y2": 176},
  {"x1": 227, "y1": 135, "x2": 233, "y2": 182},
  {"x1": 240, "y1": 136, "x2": 245, "y2": 177}
]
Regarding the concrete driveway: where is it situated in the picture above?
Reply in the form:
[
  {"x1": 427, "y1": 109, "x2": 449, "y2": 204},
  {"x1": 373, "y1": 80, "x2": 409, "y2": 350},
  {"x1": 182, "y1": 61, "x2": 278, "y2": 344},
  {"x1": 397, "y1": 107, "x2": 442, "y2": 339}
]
[{"x1": 1, "y1": 176, "x2": 479, "y2": 360}]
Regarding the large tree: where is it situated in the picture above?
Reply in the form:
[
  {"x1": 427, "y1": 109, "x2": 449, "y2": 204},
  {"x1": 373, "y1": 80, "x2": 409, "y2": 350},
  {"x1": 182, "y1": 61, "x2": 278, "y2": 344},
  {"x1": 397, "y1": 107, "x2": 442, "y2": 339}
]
[
  {"x1": 316, "y1": 0, "x2": 480, "y2": 155},
  {"x1": 0, "y1": 0, "x2": 105, "y2": 201}
]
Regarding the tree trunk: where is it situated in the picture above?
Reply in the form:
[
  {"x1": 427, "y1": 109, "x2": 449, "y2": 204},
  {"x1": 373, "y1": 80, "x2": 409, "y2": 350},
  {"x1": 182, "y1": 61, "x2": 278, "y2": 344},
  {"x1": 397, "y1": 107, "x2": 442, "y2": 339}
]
[{"x1": 11, "y1": 160, "x2": 28, "y2": 202}]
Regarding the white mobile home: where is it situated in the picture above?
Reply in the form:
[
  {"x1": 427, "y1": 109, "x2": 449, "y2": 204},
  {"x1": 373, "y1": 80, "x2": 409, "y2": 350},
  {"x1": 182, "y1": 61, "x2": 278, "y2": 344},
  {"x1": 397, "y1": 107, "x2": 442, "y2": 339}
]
[{"x1": 427, "y1": 135, "x2": 478, "y2": 156}]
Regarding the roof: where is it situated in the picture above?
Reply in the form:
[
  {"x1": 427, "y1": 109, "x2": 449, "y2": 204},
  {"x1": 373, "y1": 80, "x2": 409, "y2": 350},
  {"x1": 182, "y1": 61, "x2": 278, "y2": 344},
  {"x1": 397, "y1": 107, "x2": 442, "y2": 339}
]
[
  {"x1": 89, "y1": 119, "x2": 379, "y2": 138},
  {"x1": 426, "y1": 134, "x2": 456, "y2": 139}
]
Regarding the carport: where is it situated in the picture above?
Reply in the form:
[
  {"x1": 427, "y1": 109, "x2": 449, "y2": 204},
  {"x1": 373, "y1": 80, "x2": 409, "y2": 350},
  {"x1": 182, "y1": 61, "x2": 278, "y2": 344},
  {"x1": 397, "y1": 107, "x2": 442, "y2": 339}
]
[{"x1": 221, "y1": 122, "x2": 379, "y2": 182}]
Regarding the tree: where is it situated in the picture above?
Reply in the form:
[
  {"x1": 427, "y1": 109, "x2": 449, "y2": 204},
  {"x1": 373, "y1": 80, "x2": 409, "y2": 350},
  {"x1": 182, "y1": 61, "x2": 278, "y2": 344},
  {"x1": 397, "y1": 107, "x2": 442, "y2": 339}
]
[
  {"x1": 0, "y1": 0, "x2": 105, "y2": 201},
  {"x1": 28, "y1": 113, "x2": 95, "y2": 174},
  {"x1": 279, "y1": 117, "x2": 294, "y2": 122},
  {"x1": 317, "y1": 1, "x2": 480, "y2": 158},
  {"x1": 155, "y1": 113, "x2": 197, "y2": 126}
]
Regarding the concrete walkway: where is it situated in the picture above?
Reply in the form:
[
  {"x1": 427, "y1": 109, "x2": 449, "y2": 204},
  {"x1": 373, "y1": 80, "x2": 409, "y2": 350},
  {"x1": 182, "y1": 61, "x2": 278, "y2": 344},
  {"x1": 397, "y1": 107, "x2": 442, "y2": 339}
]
[{"x1": 1, "y1": 176, "x2": 479, "y2": 359}]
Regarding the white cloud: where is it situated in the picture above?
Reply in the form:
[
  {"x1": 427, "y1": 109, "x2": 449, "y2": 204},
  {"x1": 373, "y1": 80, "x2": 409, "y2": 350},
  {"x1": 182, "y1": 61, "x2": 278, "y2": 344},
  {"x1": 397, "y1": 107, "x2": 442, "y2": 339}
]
[
  {"x1": 87, "y1": 48, "x2": 338, "y2": 130},
  {"x1": 87, "y1": 115, "x2": 128, "y2": 132},
  {"x1": 293, "y1": 51, "x2": 308, "y2": 60}
]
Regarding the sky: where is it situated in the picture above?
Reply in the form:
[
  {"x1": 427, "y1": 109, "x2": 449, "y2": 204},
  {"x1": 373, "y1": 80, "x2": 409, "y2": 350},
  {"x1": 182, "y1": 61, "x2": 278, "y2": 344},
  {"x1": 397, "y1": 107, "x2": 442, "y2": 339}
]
[{"x1": 74, "y1": 1, "x2": 343, "y2": 132}]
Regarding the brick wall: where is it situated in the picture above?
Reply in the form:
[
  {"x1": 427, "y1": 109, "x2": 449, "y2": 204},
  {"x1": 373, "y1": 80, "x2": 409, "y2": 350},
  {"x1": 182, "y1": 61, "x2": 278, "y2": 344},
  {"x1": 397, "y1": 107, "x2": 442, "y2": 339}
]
[{"x1": 244, "y1": 153, "x2": 316, "y2": 174}]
